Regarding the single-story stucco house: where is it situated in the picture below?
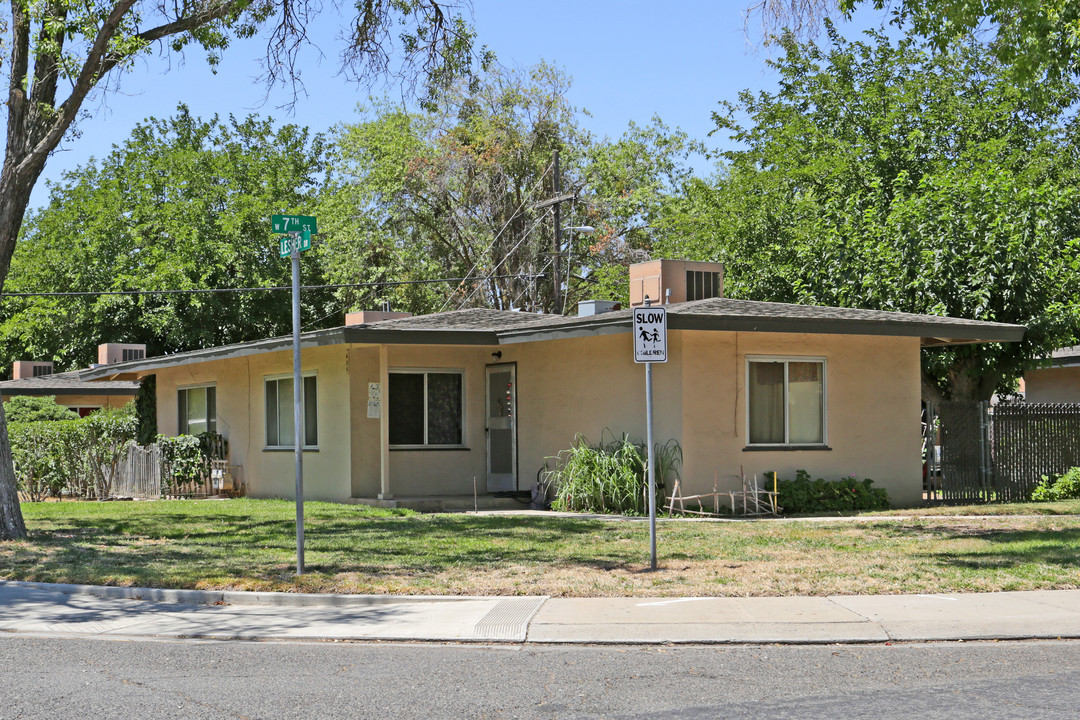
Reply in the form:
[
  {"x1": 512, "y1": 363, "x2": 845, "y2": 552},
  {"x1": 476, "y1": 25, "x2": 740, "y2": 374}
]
[
  {"x1": 1023, "y1": 346, "x2": 1080, "y2": 403},
  {"x1": 78, "y1": 266, "x2": 1023, "y2": 510}
]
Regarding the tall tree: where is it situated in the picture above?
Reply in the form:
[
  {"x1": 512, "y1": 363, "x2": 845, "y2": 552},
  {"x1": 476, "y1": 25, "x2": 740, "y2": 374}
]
[
  {"x1": 746, "y1": 0, "x2": 1080, "y2": 82},
  {"x1": 0, "y1": 0, "x2": 476, "y2": 538},
  {"x1": 319, "y1": 63, "x2": 701, "y2": 315},
  {"x1": 1, "y1": 106, "x2": 336, "y2": 369},
  {"x1": 659, "y1": 26, "x2": 1080, "y2": 403},
  {"x1": 320, "y1": 62, "x2": 587, "y2": 315}
]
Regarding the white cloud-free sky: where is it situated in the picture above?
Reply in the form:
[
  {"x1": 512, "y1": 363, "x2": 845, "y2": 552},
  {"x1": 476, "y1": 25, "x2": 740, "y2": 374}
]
[{"x1": 27, "y1": 1, "x2": 892, "y2": 211}]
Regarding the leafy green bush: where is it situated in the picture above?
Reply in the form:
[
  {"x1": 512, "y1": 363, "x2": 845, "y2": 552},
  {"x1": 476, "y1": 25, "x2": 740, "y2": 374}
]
[
  {"x1": 543, "y1": 431, "x2": 682, "y2": 515},
  {"x1": 770, "y1": 469, "x2": 890, "y2": 514},
  {"x1": 4, "y1": 396, "x2": 77, "y2": 423},
  {"x1": 9, "y1": 419, "x2": 85, "y2": 500},
  {"x1": 11, "y1": 406, "x2": 137, "y2": 500},
  {"x1": 1030, "y1": 467, "x2": 1080, "y2": 501},
  {"x1": 82, "y1": 406, "x2": 138, "y2": 498}
]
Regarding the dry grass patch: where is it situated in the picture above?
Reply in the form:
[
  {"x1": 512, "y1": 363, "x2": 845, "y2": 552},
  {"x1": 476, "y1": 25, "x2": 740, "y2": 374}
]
[{"x1": 3, "y1": 499, "x2": 1080, "y2": 597}]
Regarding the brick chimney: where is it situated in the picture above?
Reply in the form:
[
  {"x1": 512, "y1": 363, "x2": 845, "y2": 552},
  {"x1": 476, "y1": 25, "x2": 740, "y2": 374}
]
[
  {"x1": 97, "y1": 343, "x2": 147, "y2": 365},
  {"x1": 12, "y1": 361, "x2": 54, "y2": 379},
  {"x1": 345, "y1": 310, "x2": 413, "y2": 325},
  {"x1": 629, "y1": 259, "x2": 724, "y2": 306}
]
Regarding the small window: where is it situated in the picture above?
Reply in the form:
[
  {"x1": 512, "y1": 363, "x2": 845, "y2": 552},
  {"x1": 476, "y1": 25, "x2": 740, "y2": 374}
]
[
  {"x1": 265, "y1": 374, "x2": 318, "y2": 448},
  {"x1": 389, "y1": 370, "x2": 464, "y2": 447},
  {"x1": 747, "y1": 358, "x2": 825, "y2": 445},
  {"x1": 178, "y1": 385, "x2": 216, "y2": 435}
]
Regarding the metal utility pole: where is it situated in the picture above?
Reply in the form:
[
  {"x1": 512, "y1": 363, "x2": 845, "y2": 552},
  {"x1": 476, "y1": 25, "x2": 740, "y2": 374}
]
[{"x1": 552, "y1": 149, "x2": 562, "y2": 315}]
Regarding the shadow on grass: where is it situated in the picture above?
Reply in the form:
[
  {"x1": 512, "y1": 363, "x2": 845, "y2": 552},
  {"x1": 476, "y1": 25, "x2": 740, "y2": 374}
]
[
  {"x1": 5, "y1": 507, "x2": 648, "y2": 588},
  {"x1": 910, "y1": 526, "x2": 1080, "y2": 571}
]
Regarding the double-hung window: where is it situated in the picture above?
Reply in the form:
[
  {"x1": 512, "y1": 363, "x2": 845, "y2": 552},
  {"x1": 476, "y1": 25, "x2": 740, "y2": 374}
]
[
  {"x1": 747, "y1": 357, "x2": 826, "y2": 446},
  {"x1": 178, "y1": 385, "x2": 216, "y2": 435},
  {"x1": 265, "y1": 374, "x2": 318, "y2": 449},
  {"x1": 389, "y1": 370, "x2": 464, "y2": 447}
]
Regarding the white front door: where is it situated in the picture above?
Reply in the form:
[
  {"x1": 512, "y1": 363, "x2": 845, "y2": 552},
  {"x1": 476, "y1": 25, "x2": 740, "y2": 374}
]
[{"x1": 486, "y1": 364, "x2": 517, "y2": 492}]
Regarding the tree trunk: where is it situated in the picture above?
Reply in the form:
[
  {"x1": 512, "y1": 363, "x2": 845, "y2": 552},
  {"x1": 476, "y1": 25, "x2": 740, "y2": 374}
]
[
  {"x1": 0, "y1": 400, "x2": 27, "y2": 539},
  {"x1": 0, "y1": 149, "x2": 51, "y2": 540}
]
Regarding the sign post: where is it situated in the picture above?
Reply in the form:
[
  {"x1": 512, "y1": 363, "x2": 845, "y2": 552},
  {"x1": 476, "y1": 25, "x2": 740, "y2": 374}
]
[
  {"x1": 633, "y1": 299, "x2": 667, "y2": 570},
  {"x1": 273, "y1": 215, "x2": 317, "y2": 576}
]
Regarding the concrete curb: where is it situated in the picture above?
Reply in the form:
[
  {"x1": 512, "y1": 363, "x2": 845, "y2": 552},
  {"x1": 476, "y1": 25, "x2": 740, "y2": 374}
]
[{"x1": 0, "y1": 580, "x2": 504, "y2": 608}]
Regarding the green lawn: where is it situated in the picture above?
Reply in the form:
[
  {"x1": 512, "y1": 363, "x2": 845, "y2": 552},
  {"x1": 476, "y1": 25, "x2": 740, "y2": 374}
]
[{"x1": 2, "y1": 498, "x2": 1080, "y2": 597}]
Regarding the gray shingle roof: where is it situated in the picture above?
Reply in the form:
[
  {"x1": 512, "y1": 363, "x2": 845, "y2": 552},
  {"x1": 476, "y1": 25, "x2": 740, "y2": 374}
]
[
  {"x1": 1051, "y1": 345, "x2": 1080, "y2": 365},
  {"x1": 0, "y1": 368, "x2": 139, "y2": 396},
  {"x1": 80, "y1": 299, "x2": 1025, "y2": 378}
]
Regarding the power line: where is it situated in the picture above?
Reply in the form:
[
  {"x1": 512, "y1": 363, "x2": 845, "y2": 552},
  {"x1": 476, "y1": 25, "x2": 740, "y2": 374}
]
[{"x1": 0, "y1": 273, "x2": 544, "y2": 300}]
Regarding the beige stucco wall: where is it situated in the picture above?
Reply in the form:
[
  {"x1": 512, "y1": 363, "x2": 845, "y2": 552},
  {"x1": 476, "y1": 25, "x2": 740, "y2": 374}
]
[
  {"x1": 501, "y1": 329, "x2": 922, "y2": 508},
  {"x1": 678, "y1": 331, "x2": 923, "y2": 508},
  {"x1": 1025, "y1": 366, "x2": 1080, "y2": 404},
  {"x1": 144, "y1": 326, "x2": 923, "y2": 508},
  {"x1": 348, "y1": 344, "x2": 493, "y2": 498},
  {"x1": 152, "y1": 345, "x2": 352, "y2": 501},
  {"x1": 498, "y1": 332, "x2": 683, "y2": 494}
]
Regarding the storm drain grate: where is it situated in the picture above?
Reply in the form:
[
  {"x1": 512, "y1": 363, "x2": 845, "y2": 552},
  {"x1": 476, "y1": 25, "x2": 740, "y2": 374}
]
[{"x1": 473, "y1": 597, "x2": 547, "y2": 641}]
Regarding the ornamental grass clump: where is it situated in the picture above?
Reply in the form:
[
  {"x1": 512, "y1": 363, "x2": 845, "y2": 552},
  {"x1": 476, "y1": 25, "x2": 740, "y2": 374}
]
[{"x1": 544, "y1": 431, "x2": 681, "y2": 515}]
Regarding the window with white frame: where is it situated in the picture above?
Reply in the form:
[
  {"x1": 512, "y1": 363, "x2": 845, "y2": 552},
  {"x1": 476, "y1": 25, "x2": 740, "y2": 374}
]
[
  {"x1": 178, "y1": 385, "x2": 216, "y2": 435},
  {"x1": 389, "y1": 370, "x2": 464, "y2": 447},
  {"x1": 746, "y1": 358, "x2": 826, "y2": 446},
  {"x1": 265, "y1": 374, "x2": 318, "y2": 448}
]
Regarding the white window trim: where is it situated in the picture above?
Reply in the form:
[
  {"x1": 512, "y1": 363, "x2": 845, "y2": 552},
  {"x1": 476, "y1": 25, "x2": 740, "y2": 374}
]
[
  {"x1": 264, "y1": 372, "x2": 318, "y2": 450},
  {"x1": 178, "y1": 383, "x2": 216, "y2": 435},
  {"x1": 744, "y1": 355, "x2": 828, "y2": 447},
  {"x1": 388, "y1": 367, "x2": 466, "y2": 449}
]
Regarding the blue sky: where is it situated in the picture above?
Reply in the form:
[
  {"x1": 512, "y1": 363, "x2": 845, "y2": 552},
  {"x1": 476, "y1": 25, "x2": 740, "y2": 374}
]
[{"x1": 28, "y1": 1, "x2": 893, "y2": 211}]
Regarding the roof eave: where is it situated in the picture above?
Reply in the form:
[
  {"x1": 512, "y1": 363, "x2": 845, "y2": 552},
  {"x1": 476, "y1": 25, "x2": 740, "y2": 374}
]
[{"x1": 0, "y1": 387, "x2": 138, "y2": 397}]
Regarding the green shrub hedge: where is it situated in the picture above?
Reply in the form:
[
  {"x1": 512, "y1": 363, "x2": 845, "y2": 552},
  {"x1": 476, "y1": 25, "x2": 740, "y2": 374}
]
[{"x1": 769, "y1": 469, "x2": 891, "y2": 514}]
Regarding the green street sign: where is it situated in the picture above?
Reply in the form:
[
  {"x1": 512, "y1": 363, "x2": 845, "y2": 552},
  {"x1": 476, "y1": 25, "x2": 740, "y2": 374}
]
[
  {"x1": 279, "y1": 230, "x2": 313, "y2": 258},
  {"x1": 272, "y1": 214, "x2": 318, "y2": 234}
]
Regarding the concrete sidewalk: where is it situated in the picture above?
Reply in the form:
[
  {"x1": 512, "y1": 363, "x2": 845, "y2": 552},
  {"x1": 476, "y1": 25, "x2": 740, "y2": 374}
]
[{"x1": 1, "y1": 580, "x2": 1079, "y2": 645}]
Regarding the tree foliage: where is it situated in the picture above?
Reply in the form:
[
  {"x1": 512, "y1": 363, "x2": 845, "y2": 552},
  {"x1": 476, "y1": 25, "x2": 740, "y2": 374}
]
[
  {"x1": 319, "y1": 62, "x2": 701, "y2": 315},
  {"x1": 2, "y1": 396, "x2": 78, "y2": 423},
  {"x1": 746, "y1": 0, "x2": 1080, "y2": 83},
  {"x1": 659, "y1": 26, "x2": 1080, "y2": 401},
  {"x1": 2, "y1": 106, "x2": 336, "y2": 368},
  {"x1": 0, "y1": 0, "x2": 477, "y2": 538}
]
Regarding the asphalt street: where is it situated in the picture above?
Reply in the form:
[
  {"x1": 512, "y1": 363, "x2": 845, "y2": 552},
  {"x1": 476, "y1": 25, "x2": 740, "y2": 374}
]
[{"x1": 1, "y1": 635, "x2": 1078, "y2": 719}]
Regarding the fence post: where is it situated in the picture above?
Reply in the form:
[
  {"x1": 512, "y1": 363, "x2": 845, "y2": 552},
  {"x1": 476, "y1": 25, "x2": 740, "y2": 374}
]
[
  {"x1": 924, "y1": 403, "x2": 938, "y2": 504},
  {"x1": 984, "y1": 403, "x2": 989, "y2": 505}
]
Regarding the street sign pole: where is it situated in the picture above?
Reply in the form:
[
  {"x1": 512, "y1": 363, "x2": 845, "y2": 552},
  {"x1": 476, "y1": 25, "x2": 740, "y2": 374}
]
[
  {"x1": 291, "y1": 232, "x2": 304, "y2": 576},
  {"x1": 633, "y1": 297, "x2": 667, "y2": 572},
  {"x1": 645, "y1": 342, "x2": 657, "y2": 571},
  {"x1": 272, "y1": 216, "x2": 316, "y2": 577}
]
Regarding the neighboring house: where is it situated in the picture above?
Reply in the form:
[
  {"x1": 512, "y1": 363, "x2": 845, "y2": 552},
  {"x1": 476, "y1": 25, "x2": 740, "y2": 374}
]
[
  {"x1": 79, "y1": 274, "x2": 1023, "y2": 510},
  {"x1": 1024, "y1": 346, "x2": 1080, "y2": 403},
  {"x1": 1, "y1": 345, "x2": 142, "y2": 416}
]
